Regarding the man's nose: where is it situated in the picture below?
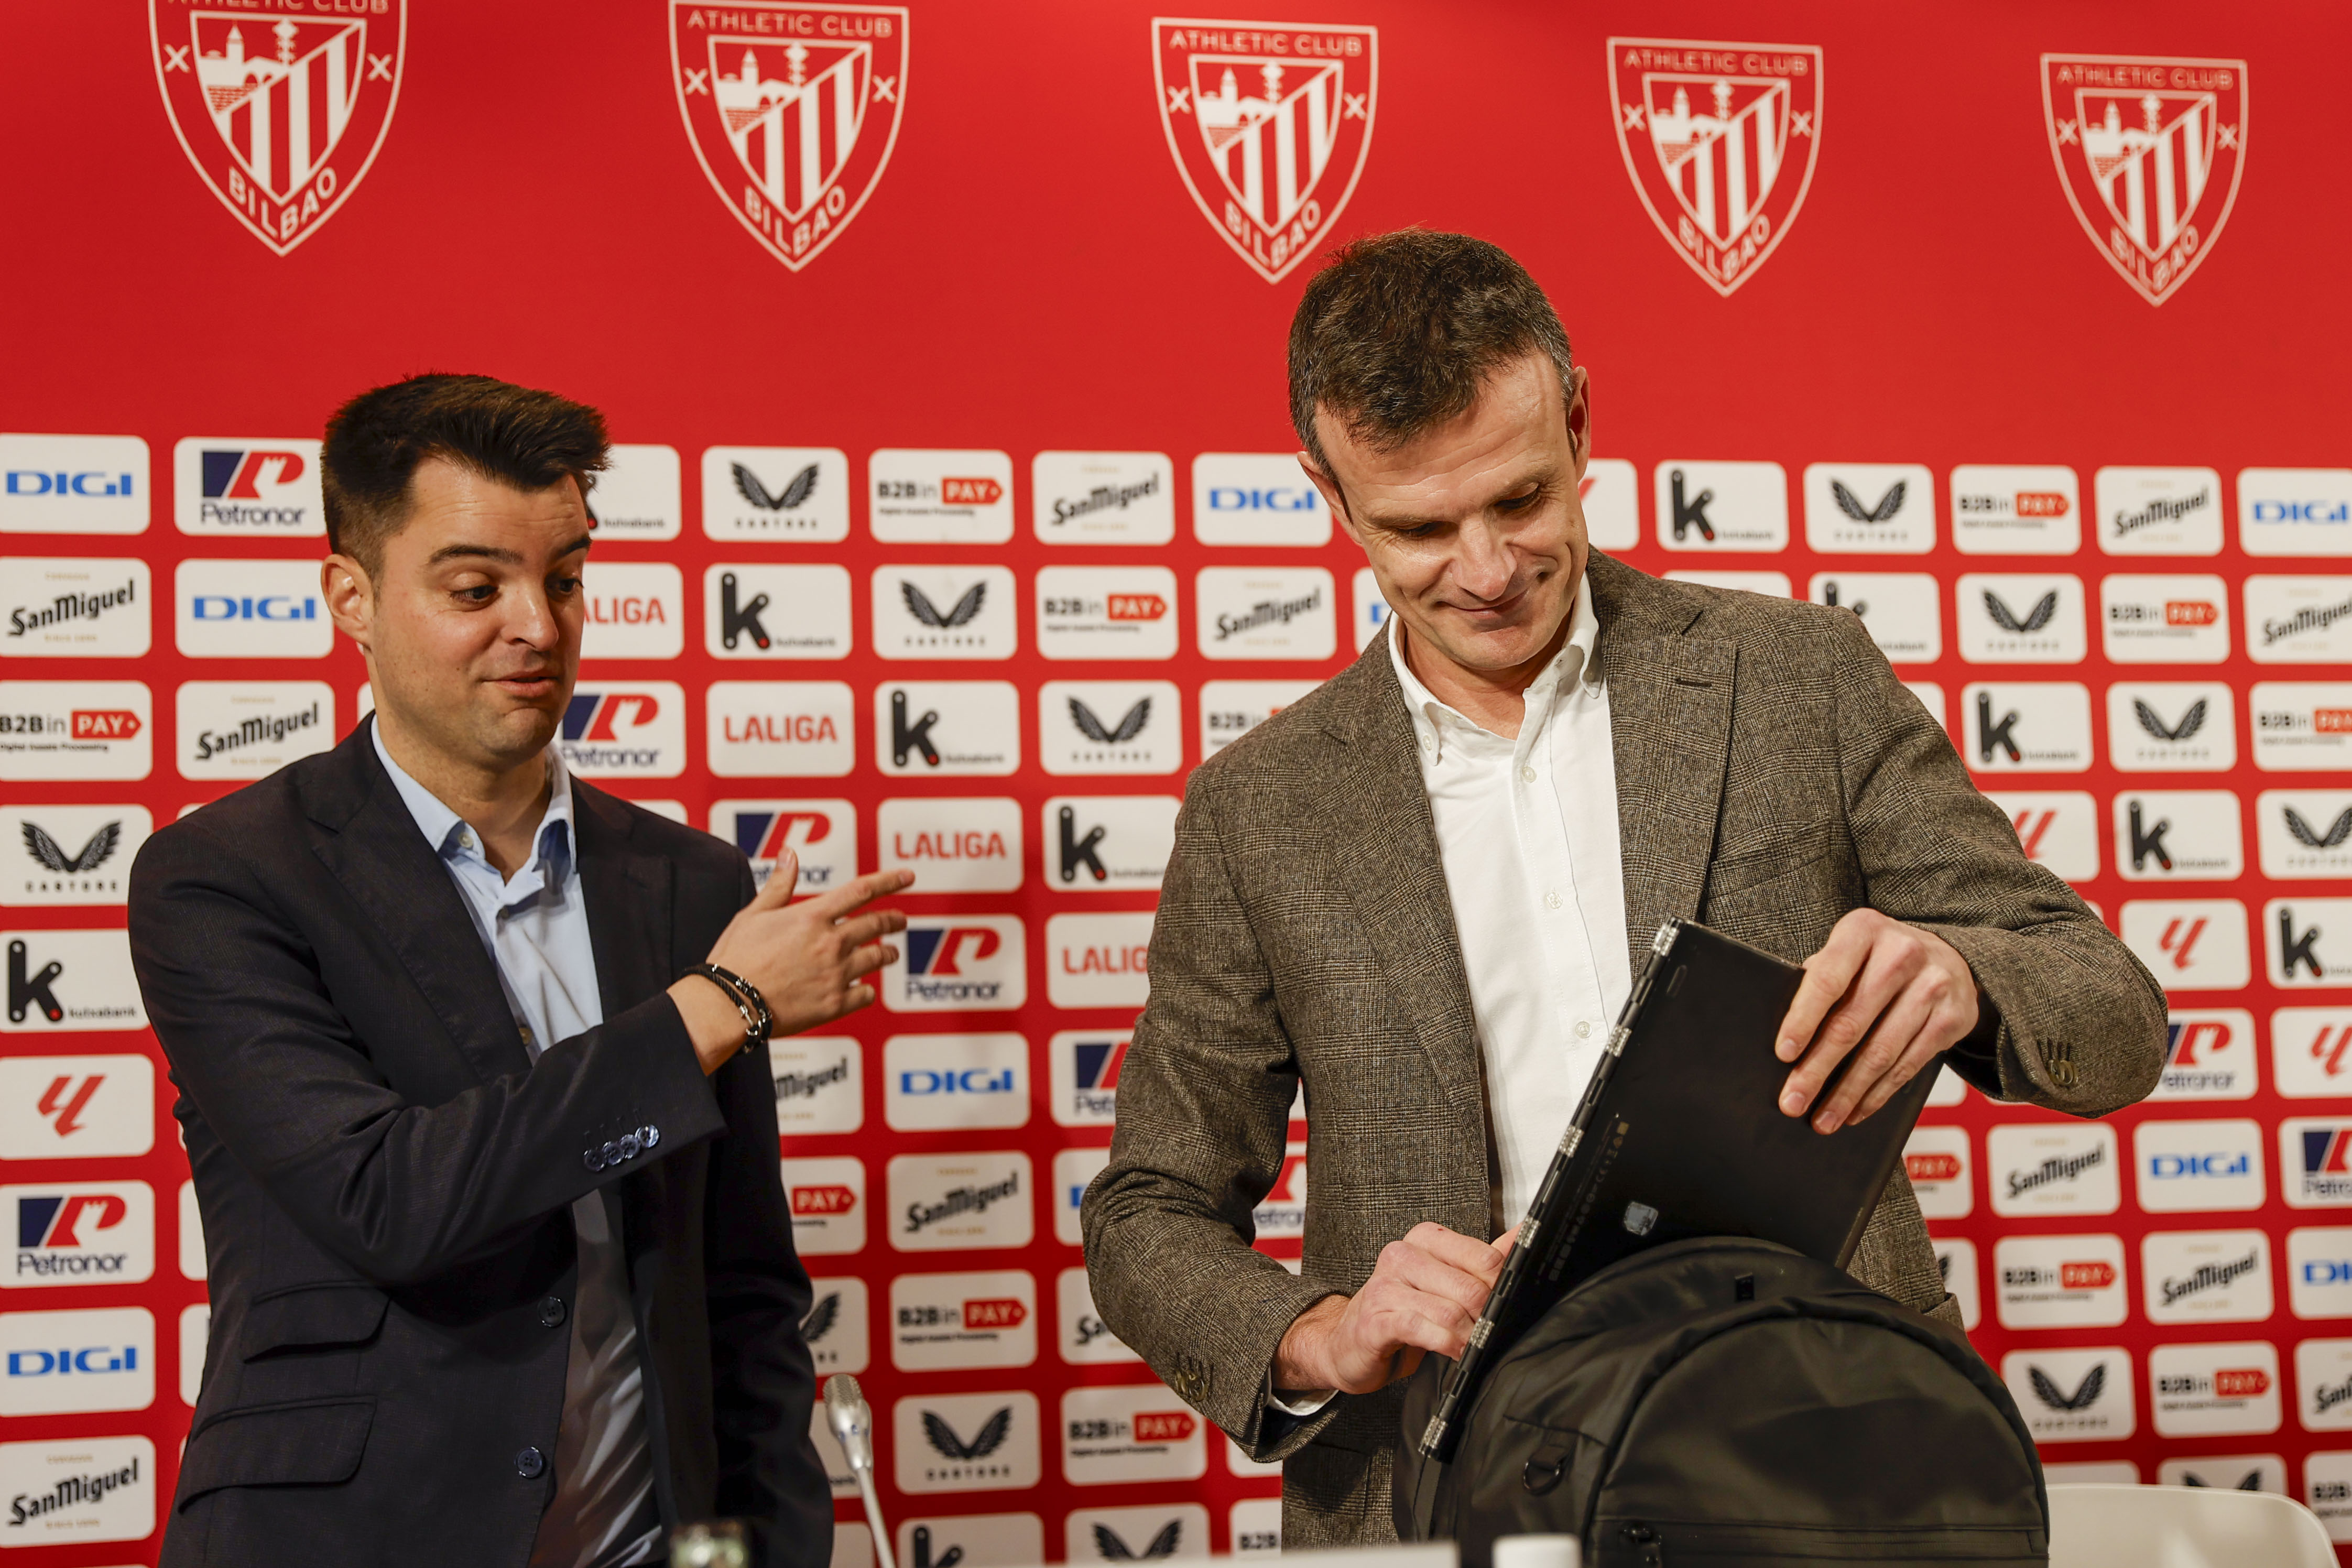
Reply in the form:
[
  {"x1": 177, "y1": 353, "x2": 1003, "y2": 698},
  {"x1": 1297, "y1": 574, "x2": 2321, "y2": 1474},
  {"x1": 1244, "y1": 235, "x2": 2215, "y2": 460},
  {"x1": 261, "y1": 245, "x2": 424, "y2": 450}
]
[
  {"x1": 505, "y1": 585, "x2": 561, "y2": 649},
  {"x1": 1451, "y1": 519, "x2": 1515, "y2": 598}
]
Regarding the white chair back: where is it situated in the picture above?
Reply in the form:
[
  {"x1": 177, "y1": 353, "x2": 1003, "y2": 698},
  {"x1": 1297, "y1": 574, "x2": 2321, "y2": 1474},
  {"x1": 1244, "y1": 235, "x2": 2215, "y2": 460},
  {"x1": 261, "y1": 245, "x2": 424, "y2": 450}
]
[{"x1": 2046, "y1": 1482, "x2": 2334, "y2": 1568}]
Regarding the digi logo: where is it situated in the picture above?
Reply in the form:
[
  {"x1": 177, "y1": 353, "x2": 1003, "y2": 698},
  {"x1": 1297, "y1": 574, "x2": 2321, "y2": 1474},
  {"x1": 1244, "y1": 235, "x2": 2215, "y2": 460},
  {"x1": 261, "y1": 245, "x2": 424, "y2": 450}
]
[{"x1": 0, "y1": 434, "x2": 150, "y2": 536}]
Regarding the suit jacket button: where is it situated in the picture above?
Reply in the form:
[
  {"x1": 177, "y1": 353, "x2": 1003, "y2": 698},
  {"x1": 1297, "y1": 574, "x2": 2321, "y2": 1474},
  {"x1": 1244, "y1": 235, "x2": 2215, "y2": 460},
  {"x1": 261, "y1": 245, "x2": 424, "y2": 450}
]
[
  {"x1": 617, "y1": 1132, "x2": 642, "y2": 1161},
  {"x1": 582, "y1": 1148, "x2": 605, "y2": 1172},
  {"x1": 515, "y1": 1446, "x2": 547, "y2": 1478},
  {"x1": 641, "y1": 1124, "x2": 660, "y2": 1150},
  {"x1": 539, "y1": 1296, "x2": 567, "y2": 1329},
  {"x1": 600, "y1": 1140, "x2": 620, "y2": 1168}
]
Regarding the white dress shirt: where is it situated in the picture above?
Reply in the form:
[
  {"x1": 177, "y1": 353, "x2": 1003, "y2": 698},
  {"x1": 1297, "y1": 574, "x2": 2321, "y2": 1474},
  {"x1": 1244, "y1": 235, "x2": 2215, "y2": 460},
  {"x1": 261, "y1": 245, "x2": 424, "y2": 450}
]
[{"x1": 373, "y1": 726, "x2": 661, "y2": 1568}]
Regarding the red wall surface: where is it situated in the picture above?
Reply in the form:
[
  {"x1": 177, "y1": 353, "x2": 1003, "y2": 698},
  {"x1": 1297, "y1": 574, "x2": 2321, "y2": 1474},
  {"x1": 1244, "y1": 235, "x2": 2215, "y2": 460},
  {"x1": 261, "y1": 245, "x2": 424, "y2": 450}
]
[{"x1": 4, "y1": 2, "x2": 2351, "y2": 1562}]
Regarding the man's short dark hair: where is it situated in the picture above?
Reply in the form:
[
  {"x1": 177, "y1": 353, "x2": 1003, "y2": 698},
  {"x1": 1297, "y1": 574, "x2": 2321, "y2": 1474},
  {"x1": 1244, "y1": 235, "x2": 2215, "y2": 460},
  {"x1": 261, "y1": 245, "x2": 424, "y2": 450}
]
[
  {"x1": 321, "y1": 374, "x2": 609, "y2": 575},
  {"x1": 1288, "y1": 230, "x2": 1575, "y2": 473}
]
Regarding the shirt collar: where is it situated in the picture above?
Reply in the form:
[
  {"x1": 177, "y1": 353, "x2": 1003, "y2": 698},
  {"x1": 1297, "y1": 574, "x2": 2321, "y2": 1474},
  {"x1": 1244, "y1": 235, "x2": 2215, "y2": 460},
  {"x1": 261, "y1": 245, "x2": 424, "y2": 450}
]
[
  {"x1": 370, "y1": 718, "x2": 574, "y2": 901},
  {"x1": 1386, "y1": 572, "x2": 1602, "y2": 757}
]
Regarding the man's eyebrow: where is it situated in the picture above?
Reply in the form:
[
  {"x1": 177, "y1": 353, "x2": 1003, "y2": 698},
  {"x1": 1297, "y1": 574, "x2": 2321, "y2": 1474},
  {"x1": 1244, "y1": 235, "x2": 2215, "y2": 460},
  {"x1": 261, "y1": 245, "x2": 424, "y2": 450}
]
[
  {"x1": 1360, "y1": 471, "x2": 1553, "y2": 530},
  {"x1": 427, "y1": 534, "x2": 592, "y2": 566}
]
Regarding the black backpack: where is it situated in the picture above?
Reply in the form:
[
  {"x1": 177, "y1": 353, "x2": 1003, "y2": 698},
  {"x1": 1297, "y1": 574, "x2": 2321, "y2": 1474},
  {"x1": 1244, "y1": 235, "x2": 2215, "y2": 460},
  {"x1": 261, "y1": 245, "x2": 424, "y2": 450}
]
[{"x1": 1395, "y1": 1237, "x2": 2049, "y2": 1567}]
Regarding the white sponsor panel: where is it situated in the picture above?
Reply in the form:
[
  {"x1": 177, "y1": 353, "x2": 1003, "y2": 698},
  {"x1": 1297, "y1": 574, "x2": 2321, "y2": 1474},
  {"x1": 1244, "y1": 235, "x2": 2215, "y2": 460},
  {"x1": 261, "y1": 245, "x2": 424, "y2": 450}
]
[
  {"x1": 769, "y1": 1037, "x2": 863, "y2": 1136},
  {"x1": 177, "y1": 681, "x2": 333, "y2": 779},
  {"x1": 707, "y1": 681, "x2": 855, "y2": 778},
  {"x1": 586, "y1": 443, "x2": 681, "y2": 539},
  {"x1": 2302, "y1": 1341, "x2": 2352, "y2": 1431},
  {"x1": 0, "y1": 435, "x2": 147, "y2": 536},
  {"x1": 1039, "y1": 681, "x2": 1182, "y2": 776},
  {"x1": 179, "y1": 1181, "x2": 203, "y2": 1281},
  {"x1": 870, "y1": 449, "x2": 1014, "y2": 544},
  {"x1": 2108, "y1": 680, "x2": 2237, "y2": 772},
  {"x1": 2003, "y1": 1347, "x2": 2133, "y2": 1441},
  {"x1": 2114, "y1": 791, "x2": 2242, "y2": 882},
  {"x1": 704, "y1": 564, "x2": 852, "y2": 659},
  {"x1": 710, "y1": 799, "x2": 857, "y2": 894},
  {"x1": 1926, "y1": 1067, "x2": 1968, "y2": 1107},
  {"x1": 0, "y1": 931, "x2": 145, "y2": 1035},
  {"x1": 1057, "y1": 1264, "x2": 1137, "y2": 1365},
  {"x1": 2311, "y1": 1450, "x2": 2352, "y2": 1541},
  {"x1": 172, "y1": 437, "x2": 323, "y2": 535},
  {"x1": 876, "y1": 681, "x2": 1019, "y2": 777},
  {"x1": 2239, "y1": 467, "x2": 2352, "y2": 558},
  {"x1": 1806, "y1": 573, "x2": 1939, "y2": 663},
  {"x1": 180, "y1": 1303, "x2": 208, "y2": 1406},
  {"x1": 1, "y1": 806, "x2": 150, "y2": 909},
  {"x1": 2269, "y1": 898, "x2": 2352, "y2": 990},
  {"x1": 1994, "y1": 1234, "x2": 2127, "y2": 1329},
  {"x1": 0, "y1": 681, "x2": 149, "y2": 782},
  {"x1": 1046, "y1": 913, "x2": 1152, "y2": 1010},
  {"x1": 873, "y1": 566, "x2": 1018, "y2": 660},
  {"x1": 1061, "y1": 1382, "x2": 1207, "y2": 1485},
  {"x1": 1803, "y1": 463, "x2": 1935, "y2": 554},
  {"x1": 890, "y1": 1270, "x2": 1037, "y2": 1371},
  {"x1": 1049, "y1": 1031, "x2": 1131, "y2": 1130},
  {"x1": 2252, "y1": 681, "x2": 2352, "y2": 771},
  {"x1": 1195, "y1": 568, "x2": 1335, "y2": 660},
  {"x1": 1951, "y1": 464, "x2": 2080, "y2": 554},
  {"x1": 2094, "y1": 466, "x2": 2224, "y2": 556},
  {"x1": 1957, "y1": 574, "x2": 2086, "y2": 664},
  {"x1": 639, "y1": 801, "x2": 687, "y2": 824},
  {"x1": 1044, "y1": 797, "x2": 1178, "y2": 892},
  {"x1": 0, "y1": 1434, "x2": 155, "y2": 1546},
  {"x1": 799, "y1": 1277, "x2": 868, "y2": 1375},
  {"x1": 1065, "y1": 1505, "x2": 1210, "y2": 1563},
  {"x1": 0, "y1": 1307, "x2": 153, "y2": 1414},
  {"x1": 894, "y1": 1390, "x2": 1043, "y2": 1494},
  {"x1": 1961, "y1": 682, "x2": 2091, "y2": 772},
  {"x1": 2150, "y1": 1342, "x2": 2282, "y2": 1437},
  {"x1": 578, "y1": 563, "x2": 683, "y2": 660},
  {"x1": 1231, "y1": 1496, "x2": 1283, "y2": 1555},
  {"x1": 1653, "y1": 461, "x2": 1787, "y2": 551},
  {"x1": 2285, "y1": 1119, "x2": 2352, "y2": 1211},
  {"x1": 1254, "y1": 1142, "x2": 1309, "y2": 1241},
  {"x1": 1935, "y1": 1238, "x2": 1980, "y2": 1330},
  {"x1": 2274, "y1": 1008, "x2": 2352, "y2": 1100},
  {"x1": 1199, "y1": 679, "x2": 1317, "y2": 756},
  {"x1": 1352, "y1": 566, "x2": 1390, "y2": 654},
  {"x1": 781, "y1": 1156, "x2": 865, "y2": 1256},
  {"x1": 897, "y1": 1515, "x2": 1046, "y2": 1568},
  {"x1": 889, "y1": 1153, "x2": 1033, "y2": 1254},
  {"x1": 1033, "y1": 451, "x2": 1174, "y2": 545},
  {"x1": 1988, "y1": 791, "x2": 2098, "y2": 881},
  {"x1": 2143, "y1": 1231, "x2": 2272, "y2": 1325},
  {"x1": 2042, "y1": 1462, "x2": 2140, "y2": 1484},
  {"x1": 1, "y1": 559, "x2": 148, "y2": 658},
  {"x1": 549, "y1": 682, "x2": 680, "y2": 779},
  {"x1": 2158, "y1": 1454, "x2": 2285, "y2": 1493},
  {"x1": 1903, "y1": 1126, "x2": 1972, "y2": 1218},
  {"x1": 2098, "y1": 573, "x2": 2230, "y2": 663},
  {"x1": 1988, "y1": 1123, "x2": 2119, "y2": 1217},
  {"x1": 1054, "y1": 1148, "x2": 1109, "y2": 1248},
  {"x1": 1, "y1": 1181, "x2": 153, "y2": 1289},
  {"x1": 701, "y1": 445, "x2": 850, "y2": 541},
  {"x1": 2155, "y1": 1009, "x2": 2258, "y2": 1101},
  {"x1": 2121, "y1": 899, "x2": 2250, "y2": 992},
  {"x1": 884, "y1": 1035, "x2": 1029, "y2": 1133},
  {"x1": 2259, "y1": 790, "x2": 2352, "y2": 880},
  {"x1": 883, "y1": 917, "x2": 1027, "y2": 1014},
  {"x1": 1036, "y1": 567, "x2": 1178, "y2": 660},
  {"x1": 1191, "y1": 453, "x2": 1329, "y2": 547},
  {"x1": 1663, "y1": 570, "x2": 1790, "y2": 597},
  {"x1": 0, "y1": 1055, "x2": 152, "y2": 1160},
  {"x1": 2244, "y1": 575, "x2": 2352, "y2": 663},
  {"x1": 1580, "y1": 458, "x2": 1639, "y2": 550},
  {"x1": 2290, "y1": 1228, "x2": 2352, "y2": 1321},
  {"x1": 879, "y1": 797, "x2": 1022, "y2": 893}
]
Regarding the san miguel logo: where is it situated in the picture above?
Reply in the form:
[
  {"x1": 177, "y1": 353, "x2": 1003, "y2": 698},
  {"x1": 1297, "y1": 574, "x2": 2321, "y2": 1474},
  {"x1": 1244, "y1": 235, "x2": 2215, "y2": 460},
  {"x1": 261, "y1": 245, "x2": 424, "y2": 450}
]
[
  {"x1": 1607, "y1": 38, "x2": 1823, "y2": 296},
  {"x1": 670, "y1": 3, "x2": 908, "y2": 271},
  {"x1": 150, "y1": 4, "x2": 407, "y2": 254},
  {"x1": 2041, "y1": 56, "x2": 2247, "y2": 305},
  {"x1": 1152, "y1": 18, "x2": 1378, "y2": 282}
]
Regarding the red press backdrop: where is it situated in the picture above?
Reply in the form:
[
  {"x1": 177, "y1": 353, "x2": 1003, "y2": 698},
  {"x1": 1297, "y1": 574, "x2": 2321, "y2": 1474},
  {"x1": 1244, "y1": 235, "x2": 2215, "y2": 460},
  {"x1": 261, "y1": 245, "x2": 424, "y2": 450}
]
[{"x1": 4, "y1": 2, "x2": 2352, "y2": 1562}]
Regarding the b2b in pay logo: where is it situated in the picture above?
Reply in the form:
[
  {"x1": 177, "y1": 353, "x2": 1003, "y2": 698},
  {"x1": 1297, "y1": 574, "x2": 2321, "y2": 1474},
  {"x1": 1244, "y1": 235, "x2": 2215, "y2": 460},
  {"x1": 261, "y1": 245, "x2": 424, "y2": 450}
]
[
  {"x1": 2100, "y1": 574, "x2": 2230, "y2": 665},
  {"x1": 1061, "y1": 1382, "x2": 1206, "y2": 1485},
  {"x1": 2251, "y1": 682, "x2": 2352, "y2": 772},
  {"x1": 0, "y1": 681, "x2": 149, "y2": 783},
  {"x1": 172, "y1": 438, "x2": 323, "y2": 535},
  {"x1": 889, "y1": 1269, "x2": 1036, "y2": 1371},
  {"x1": 2149, "y1": 1341, "x2": 2281, "y2": 1438},
  {"x1": 1993, "y1": 1233, "x2": 2127, "y2": 1329},
  {"x1": 1200, "y1": 679, "x2": 1316, "y2": 756},
  {"x1": 1951, "y1": 465, "x2": 2079, "y2": 555},
  {"x1": 1903, "y1": 1126, "x2": 1973, "y2": 1218},
  {"x1": 870, "y1": 450, "x2": 1014, "y2": 545},
  {"x1": 1035, "y1": 567, "x2": 1178, "y2": 660}
]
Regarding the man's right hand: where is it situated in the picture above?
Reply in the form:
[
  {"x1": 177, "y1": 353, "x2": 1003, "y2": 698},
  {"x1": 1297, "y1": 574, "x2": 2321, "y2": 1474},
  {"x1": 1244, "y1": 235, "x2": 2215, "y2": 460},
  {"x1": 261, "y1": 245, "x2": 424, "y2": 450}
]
[
  {"x1": 1271, "y1": 1222, "x2": 1516, "y2": 1396},
  {"x1": 667, "y1": 853, "x2": 911, "y2": 1074}
]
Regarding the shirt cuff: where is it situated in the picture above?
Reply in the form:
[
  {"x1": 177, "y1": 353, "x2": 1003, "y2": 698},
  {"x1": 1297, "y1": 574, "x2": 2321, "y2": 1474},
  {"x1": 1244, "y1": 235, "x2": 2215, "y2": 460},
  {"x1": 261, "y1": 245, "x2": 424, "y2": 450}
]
[{"x1": 1261, "y1": 1370, "x2": 1337, "y2": 1419}]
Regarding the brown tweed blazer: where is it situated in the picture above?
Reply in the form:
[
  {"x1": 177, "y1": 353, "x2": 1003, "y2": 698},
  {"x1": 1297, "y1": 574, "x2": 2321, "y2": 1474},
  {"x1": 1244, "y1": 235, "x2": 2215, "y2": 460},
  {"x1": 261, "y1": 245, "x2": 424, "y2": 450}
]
[{"x1": 1080, "y1": 552, "x2": 2165, "y2": 1548}]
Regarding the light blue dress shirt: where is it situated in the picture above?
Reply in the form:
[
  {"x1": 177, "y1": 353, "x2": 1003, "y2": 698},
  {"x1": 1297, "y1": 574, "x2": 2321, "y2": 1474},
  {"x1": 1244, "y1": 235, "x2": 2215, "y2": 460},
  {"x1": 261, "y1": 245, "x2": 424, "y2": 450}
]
[{"x1": 371, "y1": 724, "x2": 660, "y2": 1568}]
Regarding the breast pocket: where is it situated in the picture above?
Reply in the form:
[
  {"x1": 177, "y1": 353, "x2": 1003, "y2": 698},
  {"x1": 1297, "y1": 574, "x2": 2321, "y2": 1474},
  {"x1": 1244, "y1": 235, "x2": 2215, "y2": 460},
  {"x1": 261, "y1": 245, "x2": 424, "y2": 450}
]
[{"x1": 1706, "y1": 820, "x2": 1844, "y2": 899}]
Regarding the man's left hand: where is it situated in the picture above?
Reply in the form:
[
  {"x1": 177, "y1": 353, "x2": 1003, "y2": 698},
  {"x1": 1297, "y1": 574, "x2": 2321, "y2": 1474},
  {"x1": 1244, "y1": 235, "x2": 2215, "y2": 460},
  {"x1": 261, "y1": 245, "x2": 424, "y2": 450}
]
[{"x1": 1775, "y1": 909, "x2": 1978, "y2": 1134}]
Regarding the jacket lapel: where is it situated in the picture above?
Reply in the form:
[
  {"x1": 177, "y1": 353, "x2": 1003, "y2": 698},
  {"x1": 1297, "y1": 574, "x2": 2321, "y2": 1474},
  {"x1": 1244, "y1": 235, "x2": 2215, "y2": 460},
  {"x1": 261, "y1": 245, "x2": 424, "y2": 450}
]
[
  {"x1": 304, "y1": 722, "x2": 533, "y2": 1085},
  {"x1": 1312, "y1": 633, "x2": 1487, "y2": 1126},
  {"x1": 572, "y1": 782, "x2": 676, "y2": 1022},
  {"x1": 1586, "y1": 554, "x2": 1738, "y2": 978}
]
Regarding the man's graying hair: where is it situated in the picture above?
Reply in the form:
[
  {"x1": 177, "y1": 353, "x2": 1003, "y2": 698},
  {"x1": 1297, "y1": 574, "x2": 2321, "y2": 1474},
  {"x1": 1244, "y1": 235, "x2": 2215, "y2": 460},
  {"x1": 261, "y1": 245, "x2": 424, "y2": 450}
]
[{"x1": 1288, "y1": 230, "x2": 1575, "y2": 474}]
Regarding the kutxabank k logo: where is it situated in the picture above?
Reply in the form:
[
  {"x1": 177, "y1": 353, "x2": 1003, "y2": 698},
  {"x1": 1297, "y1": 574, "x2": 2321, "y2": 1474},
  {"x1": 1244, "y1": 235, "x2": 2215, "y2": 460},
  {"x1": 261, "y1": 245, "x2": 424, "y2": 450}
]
[{"x1": 150, "y1": 3, "x2": 407, "y2": 254}]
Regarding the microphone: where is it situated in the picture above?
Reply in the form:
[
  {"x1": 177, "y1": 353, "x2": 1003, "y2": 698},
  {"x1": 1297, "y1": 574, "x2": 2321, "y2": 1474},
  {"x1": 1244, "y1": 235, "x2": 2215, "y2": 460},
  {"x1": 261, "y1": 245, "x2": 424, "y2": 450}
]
[{"x1": 824, "y1": 1374, "x2": 896, "y2": 1568}]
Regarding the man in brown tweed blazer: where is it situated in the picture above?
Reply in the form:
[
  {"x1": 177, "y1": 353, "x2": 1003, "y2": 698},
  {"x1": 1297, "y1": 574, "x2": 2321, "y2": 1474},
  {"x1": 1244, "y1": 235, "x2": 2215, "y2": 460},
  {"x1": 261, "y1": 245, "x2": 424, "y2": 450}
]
[{"x1": 1081, "y1": 232, "x2": 2166, "y2": 1548}]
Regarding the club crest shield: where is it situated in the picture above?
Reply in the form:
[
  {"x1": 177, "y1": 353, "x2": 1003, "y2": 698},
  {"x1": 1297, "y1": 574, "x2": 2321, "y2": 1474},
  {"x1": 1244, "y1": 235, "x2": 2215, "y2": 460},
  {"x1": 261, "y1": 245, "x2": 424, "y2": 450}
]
[
  {"x1": 149, "y1": 3, "x2": 407, "y2": 255},
  {"x1": 1152, "y1": 18, "x2": 1378, "y2": 283},
  {"x1": 1607, "y1": 38, "x2": 1823, "y2": 297},
  {"x1": 2041, "y1": 55, "x2": 2247, "y2": 306},
  {"x1": 670, "y1": 2, "x2": 909, "y2": 272}
]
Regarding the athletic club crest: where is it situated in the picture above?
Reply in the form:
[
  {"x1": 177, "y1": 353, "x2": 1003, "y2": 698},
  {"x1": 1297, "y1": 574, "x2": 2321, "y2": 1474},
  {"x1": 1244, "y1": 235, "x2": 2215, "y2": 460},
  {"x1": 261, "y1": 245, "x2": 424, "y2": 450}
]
[
  {"x1": 2041, "y1": 55, "x2": 2247, "y2": 306},
  {"x1": 670, "y1": 2, "x2": 909, "y2": 271},
  {"x1": 149, "y1": 3, "x2": 407, "y2": 255},
  {"x1": 1607, "y1": 38, "x2": 1823, "y2": 297},
  {"x1": 1152, "y1": 18, "x2": 1378, "y2": 283}
]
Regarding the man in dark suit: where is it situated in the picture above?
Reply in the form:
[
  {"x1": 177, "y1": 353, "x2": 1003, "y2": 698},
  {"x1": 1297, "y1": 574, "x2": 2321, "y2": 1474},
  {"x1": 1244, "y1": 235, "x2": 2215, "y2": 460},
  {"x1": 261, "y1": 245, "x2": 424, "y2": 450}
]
[{"x1": 129, "y1": 374, "x2": 906, "y2": 1567}]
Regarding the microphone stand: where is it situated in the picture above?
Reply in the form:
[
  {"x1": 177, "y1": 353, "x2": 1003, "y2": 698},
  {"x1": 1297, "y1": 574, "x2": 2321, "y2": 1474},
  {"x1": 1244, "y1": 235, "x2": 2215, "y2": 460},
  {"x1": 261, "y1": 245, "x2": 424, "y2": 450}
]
[{"x1": 825, "y1": 1374, "x2": 897, "y2": 1568}]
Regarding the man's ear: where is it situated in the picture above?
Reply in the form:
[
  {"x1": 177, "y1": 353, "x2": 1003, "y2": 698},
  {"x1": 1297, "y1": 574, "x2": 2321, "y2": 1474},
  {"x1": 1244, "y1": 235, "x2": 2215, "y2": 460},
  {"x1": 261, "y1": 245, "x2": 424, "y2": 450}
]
[
  {"x1": 322, "y1": 553, "x2": 375, "y2": 655},
  {"x1": 1297, "y1": 451, "x2": 1357, "y2": 545},
  {"x1": 1563, "y1": 366, "x2": 1593, "y2": 479}
]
